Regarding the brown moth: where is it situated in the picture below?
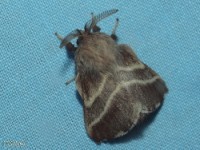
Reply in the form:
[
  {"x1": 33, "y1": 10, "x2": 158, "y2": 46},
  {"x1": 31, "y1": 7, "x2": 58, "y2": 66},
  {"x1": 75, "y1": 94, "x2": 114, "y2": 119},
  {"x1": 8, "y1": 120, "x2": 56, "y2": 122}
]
[{"x1": 55, "y1": 9, "x2": 168, "y2": 142}]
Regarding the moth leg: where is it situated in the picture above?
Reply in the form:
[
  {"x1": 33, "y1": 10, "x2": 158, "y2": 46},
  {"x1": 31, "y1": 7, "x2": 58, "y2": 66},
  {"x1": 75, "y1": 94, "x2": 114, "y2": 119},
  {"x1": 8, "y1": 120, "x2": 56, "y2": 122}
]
[
  {"x1": 55, "y1": 32, "x2": 77, "y2": 51},
  {"x1": 111, "y1": 18, "x2": 119, "y2": 41},
  {"x1": 66, "y1": 77, "x2": 76, "y2": 85},
  {"x1": 91, "y1": 13, "x2": 101, "y2": 32}
]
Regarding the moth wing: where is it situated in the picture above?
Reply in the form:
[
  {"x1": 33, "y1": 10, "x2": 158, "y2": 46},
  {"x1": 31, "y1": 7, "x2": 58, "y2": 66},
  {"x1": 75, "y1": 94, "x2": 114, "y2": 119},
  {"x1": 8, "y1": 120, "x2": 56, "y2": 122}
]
[
  {"x1": 75, "y1": 44, "x2": 168, "y2": 142},
  {"x1": 116, "y1": 44, "x2": 168, "y2": 113}
]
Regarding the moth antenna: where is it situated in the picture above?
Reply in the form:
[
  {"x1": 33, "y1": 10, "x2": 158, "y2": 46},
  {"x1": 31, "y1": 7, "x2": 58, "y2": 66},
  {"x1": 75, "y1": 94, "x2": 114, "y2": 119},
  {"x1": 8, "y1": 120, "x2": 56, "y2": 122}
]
[
  {"x1": 55, "y1": 32, "x2": 64, "y2": 40},
  {"x1": 66, "y1": 77, "x2": 76, "y2": 85},
  {"x1": 112, "y1": 18, "x2": 119, "y2": 35},
  {"x1": 111, "y1": 18, "x2": 119, "y2": 41},
  {"x1": 84, "y1": 9, "x2": 118, "y2": 32},
  {"x1": 91, "y1": 12, "x2": 95, "y2": 22},
  {"x1": 57, "y1": 29, "x2": 82, "y2": 48}
]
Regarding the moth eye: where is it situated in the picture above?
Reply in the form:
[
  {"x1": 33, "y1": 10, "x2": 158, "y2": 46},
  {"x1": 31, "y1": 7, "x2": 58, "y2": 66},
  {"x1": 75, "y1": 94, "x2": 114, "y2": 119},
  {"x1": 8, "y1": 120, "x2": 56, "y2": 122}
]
[
  {"x1": 77, "y1": 37, "x2": 83, "y2": 45},
  {"x1": 76, "y1": 39, "x2": 80, "y2": 45}
]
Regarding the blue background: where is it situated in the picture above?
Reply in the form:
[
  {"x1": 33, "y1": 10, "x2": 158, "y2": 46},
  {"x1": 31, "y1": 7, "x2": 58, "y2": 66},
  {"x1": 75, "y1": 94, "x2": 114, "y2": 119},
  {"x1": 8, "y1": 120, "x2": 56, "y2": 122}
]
[{"x1": 1, "y1": 0, "x2": 200, "y2": 149}]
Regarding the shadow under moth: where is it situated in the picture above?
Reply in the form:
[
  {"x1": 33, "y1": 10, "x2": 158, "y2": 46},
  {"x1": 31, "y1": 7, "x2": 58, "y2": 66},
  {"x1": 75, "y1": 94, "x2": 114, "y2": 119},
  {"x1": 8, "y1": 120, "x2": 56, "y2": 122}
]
[{"x1": 55, "y1": 9, "x2": 168, "y2": 142}]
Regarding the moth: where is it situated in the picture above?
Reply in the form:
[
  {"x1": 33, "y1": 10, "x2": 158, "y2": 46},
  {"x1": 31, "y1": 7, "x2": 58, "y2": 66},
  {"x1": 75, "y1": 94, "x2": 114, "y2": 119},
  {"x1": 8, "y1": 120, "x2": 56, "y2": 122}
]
[{"x1": 55, "y1": 9, "x2": 168, "y2": 142}]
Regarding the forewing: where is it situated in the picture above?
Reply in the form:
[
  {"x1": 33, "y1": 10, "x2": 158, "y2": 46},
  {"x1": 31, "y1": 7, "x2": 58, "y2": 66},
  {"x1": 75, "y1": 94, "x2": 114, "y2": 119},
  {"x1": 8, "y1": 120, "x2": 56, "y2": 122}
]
[
  {"x1": 75, "y1": 44, "x2": 168, "y2": 142},
  {"x1": 116, "y1": 44, "x2": 168, "y2": 113}
]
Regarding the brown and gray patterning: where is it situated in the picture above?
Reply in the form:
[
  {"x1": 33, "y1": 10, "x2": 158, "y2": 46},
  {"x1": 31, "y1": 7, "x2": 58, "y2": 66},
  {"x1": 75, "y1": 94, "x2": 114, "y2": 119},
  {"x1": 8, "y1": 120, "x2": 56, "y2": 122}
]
[{"x1": 55, "y1": 9, "x2": 168, "y2": 142}]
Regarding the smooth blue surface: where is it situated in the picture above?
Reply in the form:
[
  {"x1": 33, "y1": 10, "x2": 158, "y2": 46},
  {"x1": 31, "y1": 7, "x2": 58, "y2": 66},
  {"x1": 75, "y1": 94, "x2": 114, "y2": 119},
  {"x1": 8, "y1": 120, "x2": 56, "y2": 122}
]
[{"x1": 1, "y1": 0, "x2": 200, "y2": 149}]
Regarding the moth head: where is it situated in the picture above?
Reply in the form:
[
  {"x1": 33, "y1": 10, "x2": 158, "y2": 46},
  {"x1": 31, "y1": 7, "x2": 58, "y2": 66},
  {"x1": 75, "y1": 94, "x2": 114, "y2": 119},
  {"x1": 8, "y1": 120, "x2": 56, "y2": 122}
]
[{"x1": 57, "y1": 9, "x2": 118, "y2": 49}]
